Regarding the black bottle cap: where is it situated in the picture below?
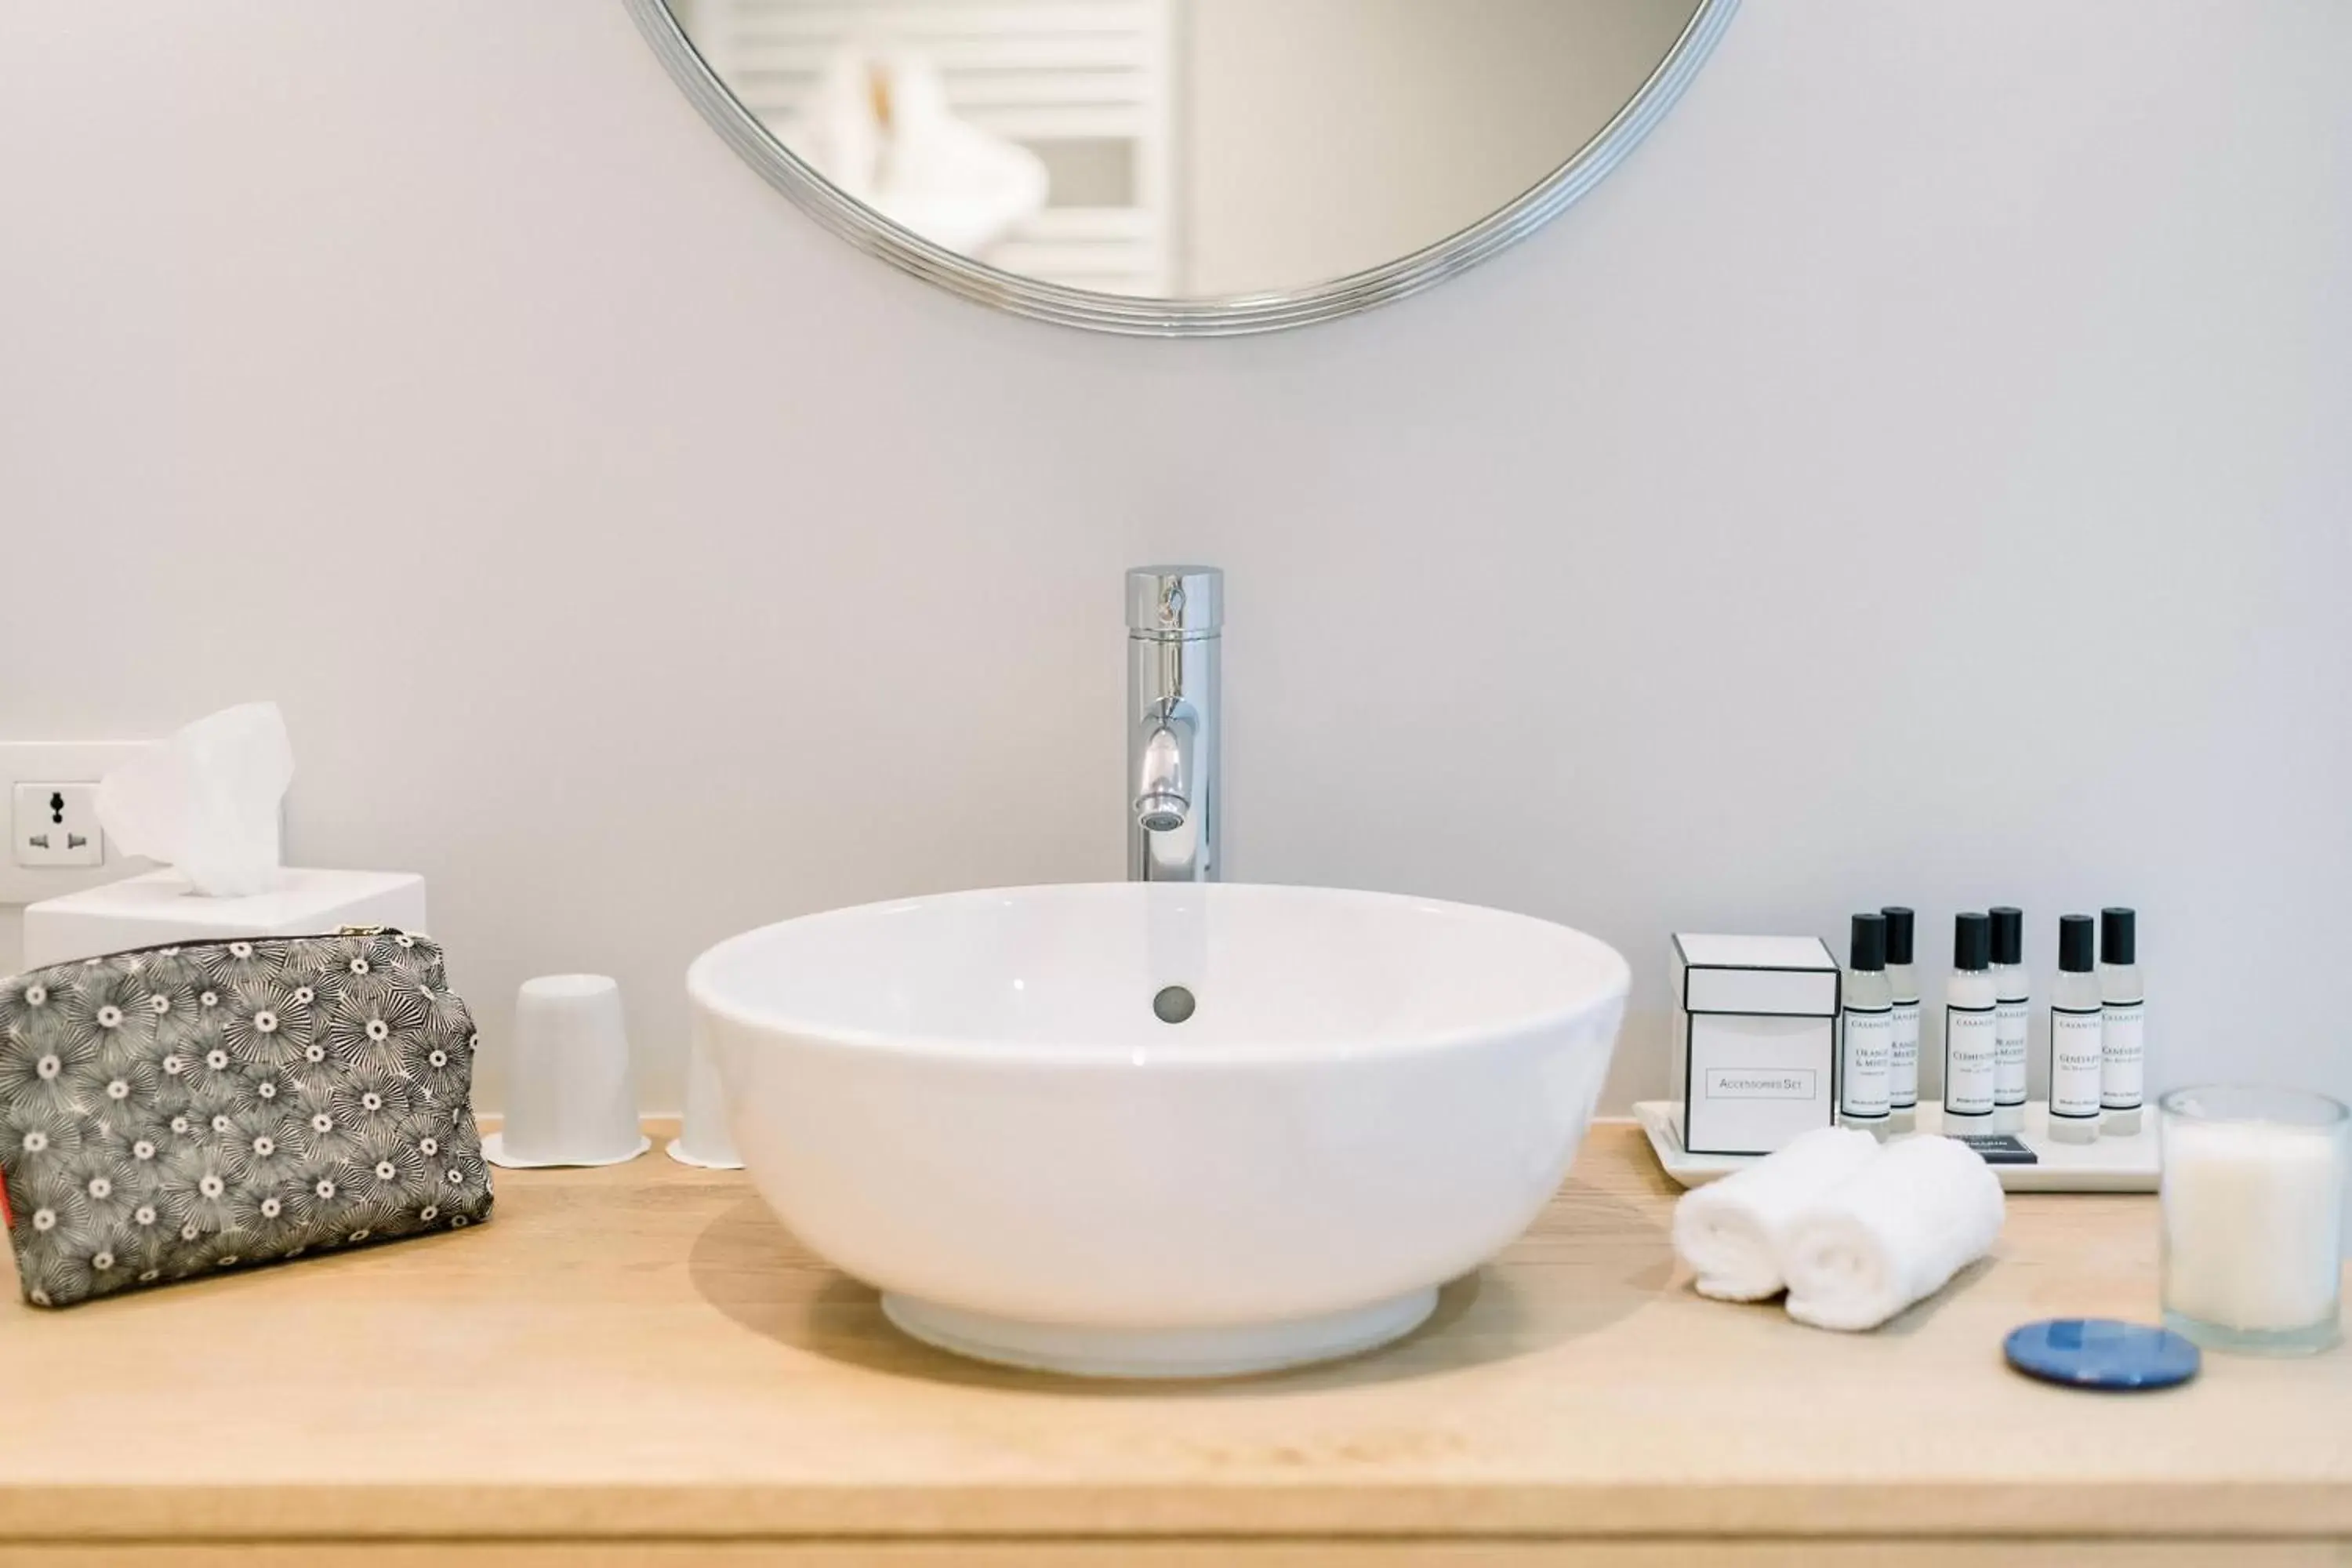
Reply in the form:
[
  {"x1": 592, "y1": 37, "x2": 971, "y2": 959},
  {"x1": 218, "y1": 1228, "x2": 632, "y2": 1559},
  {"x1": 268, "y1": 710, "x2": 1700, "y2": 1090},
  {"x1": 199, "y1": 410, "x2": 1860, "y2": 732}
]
[
  {"x1": 1954, "y1": 912, "x2": 1991, "y2": 971},
  {"x1": 2058, "y1": 914, "x2": 2095, "y2": 973},
  {"x1": 1989, "y1": 906, "x2": 2024, "y2": 967},
  {"x1": 1849, "y1": 913, "x2": 1887, "y2": 972},
  {"x1": 2101, "y1": 907, "x2": 2136, "y2": 966},
  {"x1": 1880, "y1": 906, "x2": 1915, "y2": 966}
]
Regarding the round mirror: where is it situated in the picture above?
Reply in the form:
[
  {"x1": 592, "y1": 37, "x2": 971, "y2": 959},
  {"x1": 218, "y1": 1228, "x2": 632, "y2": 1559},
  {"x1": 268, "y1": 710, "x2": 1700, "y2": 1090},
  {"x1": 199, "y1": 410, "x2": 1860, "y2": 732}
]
[{"x1": 627, "y1": 0, "x2": 1737, "y2": 335}]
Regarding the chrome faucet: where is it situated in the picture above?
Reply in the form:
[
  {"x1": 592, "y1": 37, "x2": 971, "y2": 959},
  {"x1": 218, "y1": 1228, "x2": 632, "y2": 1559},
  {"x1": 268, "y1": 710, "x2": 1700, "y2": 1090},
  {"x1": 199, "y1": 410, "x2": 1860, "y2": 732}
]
[{"x1": 1127, "y1": 566, "x2": 1221, "y2": 882}]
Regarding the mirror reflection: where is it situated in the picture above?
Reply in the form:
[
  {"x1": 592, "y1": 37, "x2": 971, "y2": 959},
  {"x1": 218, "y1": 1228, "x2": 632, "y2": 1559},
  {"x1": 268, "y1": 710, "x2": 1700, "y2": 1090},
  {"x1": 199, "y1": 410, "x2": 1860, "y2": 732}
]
[{"x1": 668, "y1": 0, "x2": 1706, "y2": 299}]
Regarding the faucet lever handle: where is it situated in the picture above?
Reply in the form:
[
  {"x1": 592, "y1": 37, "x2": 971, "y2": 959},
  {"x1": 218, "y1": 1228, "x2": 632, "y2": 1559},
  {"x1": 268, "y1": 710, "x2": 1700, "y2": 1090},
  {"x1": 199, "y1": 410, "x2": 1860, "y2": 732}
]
[{"x1": 1126, "y1": 566, "x2": 1223, "y2": 638}]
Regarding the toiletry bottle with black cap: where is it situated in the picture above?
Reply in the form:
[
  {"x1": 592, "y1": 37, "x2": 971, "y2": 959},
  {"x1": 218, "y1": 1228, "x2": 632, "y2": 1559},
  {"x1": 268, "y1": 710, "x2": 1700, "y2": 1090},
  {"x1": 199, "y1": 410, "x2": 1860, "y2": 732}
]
[
  {"x1": 1943, "y1": 912, "x2": 1997, "y2": 1133},
  {"x1": 2047, "y1": 914, "x2": 2103, "y2": 1144},
  {"x1": 1989, "y1": 906, "x2": 2029, "y2": 1135},
  {"x1": 1881, "y1": 906, "x2": 1920, "y2": 1134},
  {"x1": 2099, "y1": 907, "x2": 2145, "y2": 1136},
  {"x1": 1839, "y1": 913, "x2": 1893, "y2": 1135}
]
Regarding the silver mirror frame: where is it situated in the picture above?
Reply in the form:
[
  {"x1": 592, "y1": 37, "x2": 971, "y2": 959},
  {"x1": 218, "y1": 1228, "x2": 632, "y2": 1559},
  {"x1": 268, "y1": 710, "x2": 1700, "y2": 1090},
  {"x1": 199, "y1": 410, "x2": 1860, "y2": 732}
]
[{"x1": 623, "y1": 0, "x2": 1739, "y2": 337}]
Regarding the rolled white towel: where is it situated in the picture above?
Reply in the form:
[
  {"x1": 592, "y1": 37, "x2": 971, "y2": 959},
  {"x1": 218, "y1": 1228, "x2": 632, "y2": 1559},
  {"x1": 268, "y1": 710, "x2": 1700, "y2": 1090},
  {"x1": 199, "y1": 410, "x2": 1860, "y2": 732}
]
[
  {"x1": 1671, "y1": 1125, "x2": 1883, "y2": 1301},
  {"x1": 1782, "y1": 1134, "x2": 2005, "y2": 1332}
]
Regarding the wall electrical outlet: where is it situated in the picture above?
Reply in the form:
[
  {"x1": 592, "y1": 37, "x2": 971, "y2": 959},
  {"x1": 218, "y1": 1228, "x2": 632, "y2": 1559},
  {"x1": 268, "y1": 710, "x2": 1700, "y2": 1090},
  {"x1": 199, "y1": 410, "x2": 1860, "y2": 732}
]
[
  {"x1": 0, "y1": 742, "x2": 162, "y2": 906},
  {"x1": 14, "y1": 782, "x2": 103, "y2": 867}
]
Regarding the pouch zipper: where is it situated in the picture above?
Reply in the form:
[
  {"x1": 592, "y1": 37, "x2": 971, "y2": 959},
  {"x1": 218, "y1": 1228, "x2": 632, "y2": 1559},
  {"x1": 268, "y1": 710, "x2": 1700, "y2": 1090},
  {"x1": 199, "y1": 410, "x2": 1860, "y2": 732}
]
[{"x1": 9, "y1": 927, "x2": 419, "y2": 968}]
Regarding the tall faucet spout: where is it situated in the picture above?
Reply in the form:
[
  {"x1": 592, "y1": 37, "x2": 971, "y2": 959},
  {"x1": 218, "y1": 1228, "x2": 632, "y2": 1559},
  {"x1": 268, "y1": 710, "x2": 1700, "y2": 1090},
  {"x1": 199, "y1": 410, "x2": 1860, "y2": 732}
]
[{"x1": 1126, "y1": 566, "x2": 1222, "y2": 884}]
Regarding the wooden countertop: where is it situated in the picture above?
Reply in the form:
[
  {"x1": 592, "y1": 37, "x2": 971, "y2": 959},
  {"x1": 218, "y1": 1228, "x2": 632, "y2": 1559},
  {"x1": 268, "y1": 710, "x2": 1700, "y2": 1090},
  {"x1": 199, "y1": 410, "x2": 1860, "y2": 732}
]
[{"x1": 1, "y1": 1122, "x2": 2346, "y2": 1566}]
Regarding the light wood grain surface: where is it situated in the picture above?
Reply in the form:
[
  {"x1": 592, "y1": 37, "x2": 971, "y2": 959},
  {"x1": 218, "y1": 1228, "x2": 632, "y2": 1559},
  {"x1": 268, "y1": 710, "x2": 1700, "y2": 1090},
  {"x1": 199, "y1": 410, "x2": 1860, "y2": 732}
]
[
  {"x1": 0, "y1": 1548, "x2": 2347, "y2": 1568},
  {"x1": 0, "y1": 1121, "x2": 2343, "y2": 1559}
]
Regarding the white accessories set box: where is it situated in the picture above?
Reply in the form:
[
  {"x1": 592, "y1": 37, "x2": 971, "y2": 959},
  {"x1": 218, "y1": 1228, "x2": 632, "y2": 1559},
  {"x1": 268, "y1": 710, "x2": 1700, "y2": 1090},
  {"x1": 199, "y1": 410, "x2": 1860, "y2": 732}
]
[{"x1": 1671, "y1": 933, "x2": 1842, "y2": 1156}]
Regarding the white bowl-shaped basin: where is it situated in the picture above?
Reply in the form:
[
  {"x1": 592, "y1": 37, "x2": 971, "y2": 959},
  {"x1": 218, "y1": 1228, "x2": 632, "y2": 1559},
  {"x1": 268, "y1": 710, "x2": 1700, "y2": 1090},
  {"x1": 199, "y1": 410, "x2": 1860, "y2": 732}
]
[{"x1": 688, "y1": 883, "x2": 1628, "y2": 1377}]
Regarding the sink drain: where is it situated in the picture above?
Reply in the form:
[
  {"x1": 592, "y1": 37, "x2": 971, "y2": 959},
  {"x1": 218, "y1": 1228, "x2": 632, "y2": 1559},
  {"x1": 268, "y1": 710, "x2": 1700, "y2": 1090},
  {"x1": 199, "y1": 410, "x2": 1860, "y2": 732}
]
[{"x1": 1151, "y1": 985, "x2": 1196, "y2": 1025}]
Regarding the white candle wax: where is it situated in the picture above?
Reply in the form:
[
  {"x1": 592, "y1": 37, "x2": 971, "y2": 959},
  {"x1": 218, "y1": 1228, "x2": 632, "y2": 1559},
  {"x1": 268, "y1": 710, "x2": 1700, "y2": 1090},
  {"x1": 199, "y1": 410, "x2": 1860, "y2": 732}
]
[{"x1": 2161, "y1": 1116, "x2": 2345, "y2": 1333}]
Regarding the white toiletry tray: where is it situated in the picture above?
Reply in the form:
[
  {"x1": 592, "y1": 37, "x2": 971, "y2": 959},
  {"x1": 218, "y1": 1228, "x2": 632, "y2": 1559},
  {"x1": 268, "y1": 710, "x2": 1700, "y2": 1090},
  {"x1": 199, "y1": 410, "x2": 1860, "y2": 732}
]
[{"x1": 1633, "y1": 1101, "x2": 2159, "y2": 1192}]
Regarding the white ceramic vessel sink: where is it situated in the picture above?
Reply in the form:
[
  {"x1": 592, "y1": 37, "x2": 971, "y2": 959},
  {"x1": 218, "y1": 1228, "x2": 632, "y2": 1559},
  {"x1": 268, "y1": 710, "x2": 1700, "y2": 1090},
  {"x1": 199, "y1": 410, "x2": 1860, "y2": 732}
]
[{"x1": 688, "y1": 883, "x2": 1628, "y2": 1377}]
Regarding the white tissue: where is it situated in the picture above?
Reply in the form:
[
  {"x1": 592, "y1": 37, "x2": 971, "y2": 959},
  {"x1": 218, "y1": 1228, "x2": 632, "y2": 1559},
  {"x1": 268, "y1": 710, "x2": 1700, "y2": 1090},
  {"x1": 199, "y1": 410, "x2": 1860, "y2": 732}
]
[
  {"x1": 96, "y1": 702, "x2": 293, "y2": 898},
  {"x1": 1781, "y1": 1134, "x2": 2005, "y2": 1332},
  {"x1": 1671, "y1": 1125, "x2": 1882, "y2": 1301}
]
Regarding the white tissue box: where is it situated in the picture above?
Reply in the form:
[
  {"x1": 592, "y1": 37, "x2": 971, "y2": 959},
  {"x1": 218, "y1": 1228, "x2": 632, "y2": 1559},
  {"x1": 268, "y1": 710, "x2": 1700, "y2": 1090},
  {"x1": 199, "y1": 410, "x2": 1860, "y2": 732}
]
[
  {"x1": 1671, "y1": 933, "x2": 1842, "y2": 1156},
  {"x1": 21, "y1": 869, "x2": 428, "y2": 971}
]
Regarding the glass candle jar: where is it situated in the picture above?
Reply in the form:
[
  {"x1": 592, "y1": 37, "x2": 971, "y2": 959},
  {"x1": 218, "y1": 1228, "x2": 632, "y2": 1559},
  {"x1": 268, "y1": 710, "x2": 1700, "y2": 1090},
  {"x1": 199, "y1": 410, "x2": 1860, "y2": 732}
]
[{"x1": 2159, "y1": 1086, "x2": 2348, "y2": 1355}]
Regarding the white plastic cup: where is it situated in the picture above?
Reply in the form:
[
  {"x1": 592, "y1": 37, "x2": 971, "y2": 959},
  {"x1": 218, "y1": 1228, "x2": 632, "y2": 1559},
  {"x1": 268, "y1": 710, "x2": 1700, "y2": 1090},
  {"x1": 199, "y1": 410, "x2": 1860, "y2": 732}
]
[
  {"x1": 666, "y1": 1018, "x2": 742, "y2": 1169},
  {"x1": 485, "y1": 975, "x2": 648, "y2": 1168}
]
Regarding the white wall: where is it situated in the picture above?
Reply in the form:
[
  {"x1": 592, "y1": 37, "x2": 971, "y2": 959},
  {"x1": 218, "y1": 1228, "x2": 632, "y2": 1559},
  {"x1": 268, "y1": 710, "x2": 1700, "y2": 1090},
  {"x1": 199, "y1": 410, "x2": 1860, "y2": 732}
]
[
  {"x1": 2, "y1": 2, "x2": 2347, "y2": 1119},
  {"x1": 1181, "y1": 0, "x2": 1697, "y2": 294}
]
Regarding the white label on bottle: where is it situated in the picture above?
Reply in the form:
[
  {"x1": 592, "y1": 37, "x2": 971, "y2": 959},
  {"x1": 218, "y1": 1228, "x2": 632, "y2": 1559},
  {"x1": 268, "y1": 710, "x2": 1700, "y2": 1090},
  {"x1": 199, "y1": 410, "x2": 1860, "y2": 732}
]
[
  {"x1": 2102, "y1": 1000, "x2": 2145, "y2": 1110},
  {"x1": 1994, "y1": 998, "x2": 2029, "y2": 1108},
  {"x1": 1889, "y1": 1000, "x2": 1921, "y2": 1109},
  {"x1": 1839, "y1": 1008, "x2": 1893, "y2": 1119},
  {"x1": 2049, "y1": 1007, "x2": 2103, "y2": 1120},
  {"x1": 1944, "y1": 1005, "x2": 1997, "y2": 1117}
]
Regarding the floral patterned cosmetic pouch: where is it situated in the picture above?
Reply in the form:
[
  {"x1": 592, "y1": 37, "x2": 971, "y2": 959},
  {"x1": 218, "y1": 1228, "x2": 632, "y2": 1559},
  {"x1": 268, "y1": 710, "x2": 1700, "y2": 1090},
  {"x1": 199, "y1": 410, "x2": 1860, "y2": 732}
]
[{"x1": 0, "y1": 928, "x2": 492, "y2": 1307}]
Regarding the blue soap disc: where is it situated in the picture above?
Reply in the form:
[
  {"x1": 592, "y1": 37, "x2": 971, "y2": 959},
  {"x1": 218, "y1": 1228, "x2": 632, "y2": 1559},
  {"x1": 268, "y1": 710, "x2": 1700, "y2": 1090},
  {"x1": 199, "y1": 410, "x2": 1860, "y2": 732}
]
[{"x1": 2004, "y1": 1318, "x2": 2201, "y2": 1391}]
